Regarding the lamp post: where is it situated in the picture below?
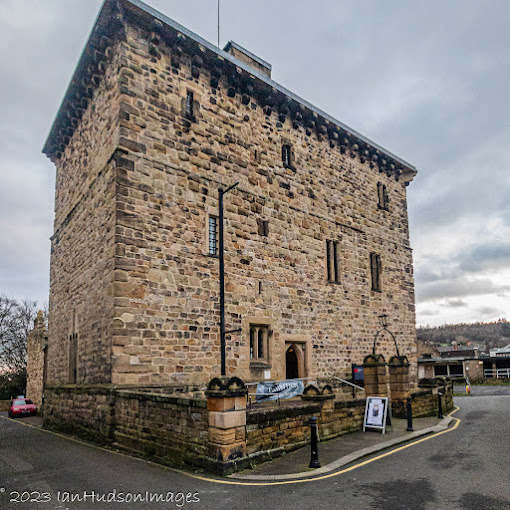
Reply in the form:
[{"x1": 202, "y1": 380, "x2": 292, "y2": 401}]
[
  {"x1": 372, "y1": 314, "x2": 400, "y2": 357},
  {"x1": 218, "y1": 182, "x2": 240, "y2": 376}
]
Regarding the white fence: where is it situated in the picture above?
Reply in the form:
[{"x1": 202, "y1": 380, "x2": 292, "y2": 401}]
[{"x1": 484, "y1": 368, "x2": 510, "y2": 379}]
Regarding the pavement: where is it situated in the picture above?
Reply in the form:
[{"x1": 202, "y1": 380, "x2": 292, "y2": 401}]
[{"x1": 232, "y1": 414, "x2": 450, "y2": 480}]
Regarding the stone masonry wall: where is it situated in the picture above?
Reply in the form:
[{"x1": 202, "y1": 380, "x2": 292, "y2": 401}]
[
  {"x1": 392, "y1": 379, "x2": 454, "y2": 418},
  {"x1": 47, "y1": 45, "x2": 123, "y2": 385},
  {"x1": 43, "y1": 386, "x2": 116, "y2": 443},
  {"x1": 114, "y1": 390, "x2": 208, "y2": 466},
  {"x1": 44, "y1": 386, "x2": 208, "y2": 468},
  {"x1": 246, "y1": 402, "x2": 320, "y2": 456},
  {"x1": 26, "y1": 312, "x2": 47, "y2": 407},
  {"x1": 106, "y1": 21, "x2": 418, "y2": 385},
  {"x1": 246, "y1": 398, "x2": 365, "y2": 458}
]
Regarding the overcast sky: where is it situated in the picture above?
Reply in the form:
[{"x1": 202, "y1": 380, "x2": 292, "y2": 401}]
[{"x1": 1, "y1": 0, "x2": 509, "y2": 327}]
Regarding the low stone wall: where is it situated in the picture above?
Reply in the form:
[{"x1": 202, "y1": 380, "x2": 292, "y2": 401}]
[
  {"x1": 114, "y1": 391, "x2": 208, "y2": 467},
  {"x1": 0, "y1": 400, "x2": 10, "y2": 412},
  {"x1": 321, "y1": 399, "x2": 366, "y2": 439},
  {"x1": 44, "y1": 385, "x2": 208, "y2": 468},
  {"x1": 245, "y1": 398, "x2": 366, "y2": 463},
  {"x1": 44, "y1": 385, "x2": 115, "y2": 443},
  {"x1": 43, "y1": 377, "x2": 445, "y2": 474},
  {"x1": 391, "y1": 378, "x2": 454, "y2": 418},
  {"x1": 246, "y1": 402, "x2": 321, "y2": 457}
]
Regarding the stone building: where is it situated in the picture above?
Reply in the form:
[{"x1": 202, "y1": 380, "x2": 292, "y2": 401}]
[
  {"x1": 42, "y1": 0, "x2": 418, "y2": 389},
  {"x1": 25, "y1": 311, "x2": 48, "y2": 407}
]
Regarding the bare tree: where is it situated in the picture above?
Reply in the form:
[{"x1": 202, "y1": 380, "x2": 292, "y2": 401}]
[{"x1": 0, "y1": 294, "x2": 39, "y2": 373}]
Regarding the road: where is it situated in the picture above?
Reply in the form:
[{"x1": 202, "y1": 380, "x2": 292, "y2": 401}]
[{"x1": 1, "y1": 395, "x2": 509, "y2": 510}]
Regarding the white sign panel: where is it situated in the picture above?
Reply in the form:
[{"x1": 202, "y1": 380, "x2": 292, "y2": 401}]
[{"x1": 363, "y1": 396, "x2": 389, "y2": 434}]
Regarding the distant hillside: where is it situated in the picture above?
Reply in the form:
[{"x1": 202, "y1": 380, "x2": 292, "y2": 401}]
[{"x1": 417, "y1": 319, "x2": 510, "y2": 353}]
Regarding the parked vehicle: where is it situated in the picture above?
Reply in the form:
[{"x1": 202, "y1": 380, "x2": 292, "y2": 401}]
[{"x1": 8, "y1": 398, "x2": 37, "y2": 418}]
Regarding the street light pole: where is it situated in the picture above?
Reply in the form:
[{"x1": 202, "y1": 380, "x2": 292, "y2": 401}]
[{"x1": 218, "y1": 182, "x2": 239, "y2": 376}]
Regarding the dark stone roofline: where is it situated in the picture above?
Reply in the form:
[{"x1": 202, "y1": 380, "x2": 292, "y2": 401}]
[{"x1": 42, "y1": 0, "x2": 417, "y2": 181}]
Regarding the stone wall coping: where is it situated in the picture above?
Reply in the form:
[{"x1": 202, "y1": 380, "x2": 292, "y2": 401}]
[
  {"x1": 334, "y1": 398, "x2": 367, "y2": 410},
  {"x1": 45, "y1": 384, "x2": 116, "y2": 395},
  {"x1": 411, "y1": 389, "x2": 433, "y2": 398},
  {"x1": 247, "y1": 403, "x2": 321, "y2": 424},
  {"x1": 115, "y1": 390, "x2": 207, "y2": 408},
  {"x1": 301, "y1": 394, "x2": 335, "y2": 402}
]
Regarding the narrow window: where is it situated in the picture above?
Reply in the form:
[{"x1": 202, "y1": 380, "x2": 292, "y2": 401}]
[
  {"x1": 68, "y1": 333, "x2": 78, "y2": 384},
  {"x1": 326, "y1": 240, "x2": 340, "y2": 282},
  {"x1": 257, "y1": 218, "x2": 269, "y2": 237},
  {"x1": 258, "y1": 329, "x2": 264, "y2": 359},
  {"x1": 378, "y1": 182, "x2": 389, "y2": 210},
  {"x1": 250, "y1": 328, "x2": 255, "y2": 360},
  {"x1": 282, "y1": 144, "x2": 292, "y2": 168},
  {"x1": 249, "y1": 324, "x2": 270, "y2": 364},
  {"x1": 208, "y1": 215, "x2": 218, "y2": 256},
  {"x1": 68, "y1": 309, "x2": 78, "y2": 384},
  {"x1": 186, "y1": 90, "x2": 194, "y2": 118},
  {"x1": 370, "y1": 253, "x2": 382, "y2": 291}
]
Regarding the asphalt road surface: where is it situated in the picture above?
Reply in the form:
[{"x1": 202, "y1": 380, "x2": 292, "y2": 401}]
[{"x1": 1, "y1": 395, "x2": 509, "y2": 510}]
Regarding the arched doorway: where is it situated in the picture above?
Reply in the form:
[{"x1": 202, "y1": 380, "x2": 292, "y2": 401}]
[{"x1": 286, "y1": 345, "x2": 300, "y2": 379}]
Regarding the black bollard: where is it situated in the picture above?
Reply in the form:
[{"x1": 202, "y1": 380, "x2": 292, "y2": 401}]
[
  {"x1": 437, "y1": 391, "x2": 444, "y2": 419},
  {"x1": 406, "y1": 397, "x2": 414, "y2": 432},
  {"x1": 309, "y1": 416, "x2": 321, "y2": 469}
]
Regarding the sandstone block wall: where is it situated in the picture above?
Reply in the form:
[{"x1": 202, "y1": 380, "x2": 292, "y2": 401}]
[
  {"x1": 44, "y1": 386, "x2": 116, "y2": 443},
  {"x1": 246, "y1": 398, "x2": 365, "y2": 458},
  {"x1": 26, "y1": 312, "x2": 47, "y2": 407},
  {"x1": 246, "y1": 402, "x2": 321, "y2": 456},
  {"x1": 392, "y1": 379, "x2": 454, "y2": 418},
  {"x1": 43, "y1": 385, "x2": 209, "y2": 468},
  {"x1": 106, "y1": 22, "x2": 418, "y2": 385},
  {"x1": 114, "y1": 391, "x2": 208, "y2": 465},
  {"x1": 47, "y1": 44, "x2": 124, "y2": 386}
]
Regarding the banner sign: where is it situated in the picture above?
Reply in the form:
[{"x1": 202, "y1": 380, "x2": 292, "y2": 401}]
[
  {"x1": 363, "y1": 396, "x2": 389, "y2": 434},
  {"x1": 255, "y1": 379, "x2": 305, "y2": 401}
]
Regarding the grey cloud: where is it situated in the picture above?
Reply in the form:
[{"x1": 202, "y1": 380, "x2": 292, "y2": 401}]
[
  {"x1": 417, "y1": 277, "x2": 510, "y2": 303},
  {"x1": 458, "y1": 242, "x2": 510, "y2": 273},
  {"x1": 476, "y1": 306, "x2": 504, "y2": 318},
  {"x1": 444, "y1": 299, "x2": 468, "y2": 308},
  {"x1": 419, "y1": 310, "x2": 440, "y2": 317}
]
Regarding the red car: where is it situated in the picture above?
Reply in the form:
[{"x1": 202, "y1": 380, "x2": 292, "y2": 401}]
[{"x1": 8, "y1": 398, "x2": 37, "y2": 418}]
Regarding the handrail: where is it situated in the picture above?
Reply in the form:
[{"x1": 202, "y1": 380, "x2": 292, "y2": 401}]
[
  {"x1": 330, "y1": 376, "x2": 364, "y2": 391},
  {"x1": 245, "y1": 377, "x2": 316, "y2": 386}
]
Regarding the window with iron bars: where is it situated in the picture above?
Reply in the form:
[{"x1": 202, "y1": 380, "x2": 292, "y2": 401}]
[
  {"x1": 208, "y1": 215, "x2": 218, "y2": 256},
  {"x1": 185, "y1": 90, "x2": 194, "y2": 119}
]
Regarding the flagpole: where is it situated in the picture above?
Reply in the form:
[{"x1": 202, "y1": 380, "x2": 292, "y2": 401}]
[{"x1": 217, "y1": 0, "x2": 220, "y2": 48}]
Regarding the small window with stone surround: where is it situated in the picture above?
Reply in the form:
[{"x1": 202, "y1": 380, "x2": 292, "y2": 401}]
[
  {"x1": 185, "y1": 90, "x2": 194, "y2": 119},
  {"x1": 326, "y1": 240, "x2": 340, "y2": 283},
  {"x1": 208, "y1": 215, "x2": 219, "y2": 256},
  {"x1": 68, "y1": 332, "x2": 78, "y2": 384},
  {"x1": 257, "y1": 218, "x2": 269, "y2": 237},
  {"x1": 370, "y1": 252, "x2": 382, "y2": 292},
  {"x1": 377, "y1": 182, "x2": 389, "y2": 210},
  {"x1": 250, "y1": 324, "x2": 270, "y2": 365},
  {"x1": 282, "y1": 144, "x2": 293, "y2": 169}
]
